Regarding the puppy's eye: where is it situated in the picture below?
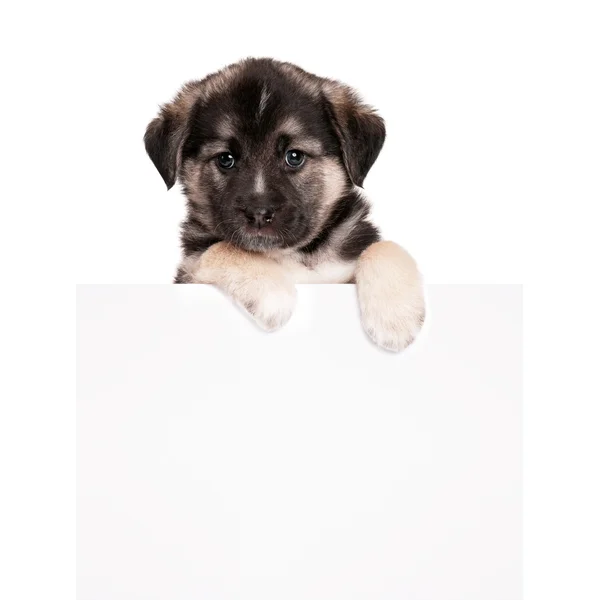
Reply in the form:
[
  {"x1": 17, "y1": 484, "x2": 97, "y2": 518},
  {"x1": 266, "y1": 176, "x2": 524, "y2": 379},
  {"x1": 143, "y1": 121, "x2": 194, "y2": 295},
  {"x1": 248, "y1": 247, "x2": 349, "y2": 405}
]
[
  {"x1": 285, "y1": 149, "x2": 305, "y2": 168},
  {"x1": 217, "y1": 152, "x2": 235, "y2": 170}
]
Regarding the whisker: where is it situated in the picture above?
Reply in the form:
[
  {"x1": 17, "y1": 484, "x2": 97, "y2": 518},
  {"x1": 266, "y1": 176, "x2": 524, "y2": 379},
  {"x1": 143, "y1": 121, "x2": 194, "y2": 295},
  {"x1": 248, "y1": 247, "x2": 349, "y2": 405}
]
[{"x1": 212, "y1": 217, "x2": 238, "y2": 236}]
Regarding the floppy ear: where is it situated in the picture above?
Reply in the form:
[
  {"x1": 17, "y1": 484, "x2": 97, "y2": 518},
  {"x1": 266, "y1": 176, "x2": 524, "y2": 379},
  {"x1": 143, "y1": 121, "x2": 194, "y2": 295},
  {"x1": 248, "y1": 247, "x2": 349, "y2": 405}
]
[
  {"x1": 144, "y1": 82, "x2": 201, "y2": 189},
  {"x1": 323, "y1": 82, "x2": 386, "y2": 187}
]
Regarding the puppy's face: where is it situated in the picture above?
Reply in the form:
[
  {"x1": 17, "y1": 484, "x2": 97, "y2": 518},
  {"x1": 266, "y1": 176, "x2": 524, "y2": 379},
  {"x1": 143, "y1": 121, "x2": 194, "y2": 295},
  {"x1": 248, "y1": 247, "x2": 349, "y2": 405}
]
[
  {"x1": 180, "y1": 79, "x2": 345, "y2": 251},
  {"x1": 145, "y1": 59, "x2": 385, "y2": 251}
]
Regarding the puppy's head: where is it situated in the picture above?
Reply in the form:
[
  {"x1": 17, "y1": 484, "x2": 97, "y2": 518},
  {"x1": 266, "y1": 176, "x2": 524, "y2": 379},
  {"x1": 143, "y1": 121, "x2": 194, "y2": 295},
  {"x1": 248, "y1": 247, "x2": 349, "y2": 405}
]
[{"x1": 145, "y1": 58, "x2": 385, "y2": 251}]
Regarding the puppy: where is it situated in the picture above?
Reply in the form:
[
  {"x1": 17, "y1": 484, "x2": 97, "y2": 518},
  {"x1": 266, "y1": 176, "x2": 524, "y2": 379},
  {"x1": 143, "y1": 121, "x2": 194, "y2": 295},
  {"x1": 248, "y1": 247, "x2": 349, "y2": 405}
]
[{"x1": 145, "y1": 58, "x2": 425, "y2": 351}]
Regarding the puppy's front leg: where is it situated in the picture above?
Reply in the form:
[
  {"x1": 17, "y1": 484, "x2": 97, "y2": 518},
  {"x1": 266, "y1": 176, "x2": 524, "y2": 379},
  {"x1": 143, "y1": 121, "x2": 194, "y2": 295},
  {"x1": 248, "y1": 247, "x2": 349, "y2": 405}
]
[
  {"x1": 178, "y1": 242, "x2": 296, "y2": 331},
  {"x1": 355, "y1": 241, "x2": 426, "y2": 352}
]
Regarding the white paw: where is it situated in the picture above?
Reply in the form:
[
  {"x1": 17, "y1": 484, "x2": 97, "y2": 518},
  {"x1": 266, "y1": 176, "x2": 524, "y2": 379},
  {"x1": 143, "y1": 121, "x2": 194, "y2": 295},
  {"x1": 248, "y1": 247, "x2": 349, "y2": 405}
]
[
  {"x1": 356, "y1": 241, "x2": 426, "y2": 353},
  {"x1": 360, "y1": 296, "x2": 425, "y2": 352},
  {"x1": 236, "y1": 278, "x2": 297, "y2": 331}
]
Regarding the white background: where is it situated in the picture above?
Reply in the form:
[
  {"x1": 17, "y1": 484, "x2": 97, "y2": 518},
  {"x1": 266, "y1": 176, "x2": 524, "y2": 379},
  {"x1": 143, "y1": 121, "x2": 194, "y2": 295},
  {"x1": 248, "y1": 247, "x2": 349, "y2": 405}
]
[
  {"x1": 78, "y1": 285, "x2": 522, "y2": 600},
  {"x1": 0, "y1": 1, "x2": 590, "y2": 600}
]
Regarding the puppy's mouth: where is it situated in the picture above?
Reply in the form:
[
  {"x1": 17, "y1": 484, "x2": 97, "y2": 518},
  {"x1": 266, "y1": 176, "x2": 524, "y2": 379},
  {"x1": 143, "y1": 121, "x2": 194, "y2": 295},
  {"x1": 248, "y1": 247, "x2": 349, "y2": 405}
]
[
  {"x1": 243, "y1": 223, "x2": 277, "y2": 236},
  {"x1": 237, "y1": 226, "x2": 284, "y2": 251}
]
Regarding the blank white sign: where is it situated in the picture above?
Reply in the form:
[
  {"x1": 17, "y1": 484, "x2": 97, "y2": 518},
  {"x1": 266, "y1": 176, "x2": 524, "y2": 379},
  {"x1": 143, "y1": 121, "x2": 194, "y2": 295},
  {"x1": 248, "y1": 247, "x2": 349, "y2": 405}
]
[{"x1": 77, "y1": 284, "x2": 522, "y2": 600}]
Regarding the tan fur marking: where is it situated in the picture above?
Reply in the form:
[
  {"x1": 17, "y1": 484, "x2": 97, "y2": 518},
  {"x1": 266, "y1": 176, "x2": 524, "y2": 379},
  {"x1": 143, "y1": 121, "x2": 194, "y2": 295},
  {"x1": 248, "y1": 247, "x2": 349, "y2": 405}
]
[
  {"x1": 199, "y1": 141, "x2": 231, "y2": 158},
  {"x1": 278, "y1": 116, "x2": 305, "y2": 137},
  {"x1": 289, "y1": 137, "x2": 324, "y2": 155},
  {"x1": 179, "y1": 159, "x2": 215, "y2": 229},
  {"x1": 216, "y1": 115, "x2": 236, "y2": 140},
  {"x1": 321, "y1": 158, "x2": 347, "y2": 206},
  {"x1": 180, "y1": 159, "x2": 202, "y2": 196},
  {"x1": 296, "y1": 157, "x2": 347, "y2": 247}
]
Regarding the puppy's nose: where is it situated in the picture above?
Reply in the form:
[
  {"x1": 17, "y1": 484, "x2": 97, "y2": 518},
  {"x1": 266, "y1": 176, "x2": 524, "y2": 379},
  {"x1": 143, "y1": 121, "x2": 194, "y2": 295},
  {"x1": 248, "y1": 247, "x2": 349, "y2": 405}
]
[{"x1": 244, "y1": 206, "x2": 275, "y2": 228}]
